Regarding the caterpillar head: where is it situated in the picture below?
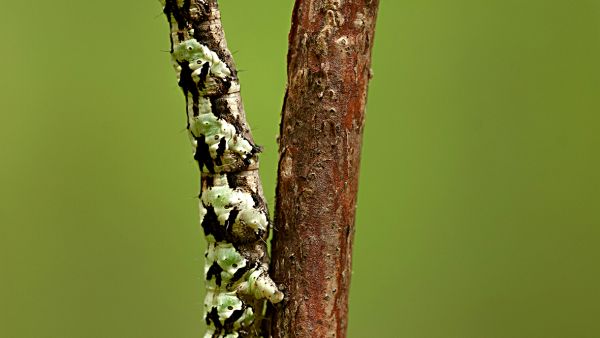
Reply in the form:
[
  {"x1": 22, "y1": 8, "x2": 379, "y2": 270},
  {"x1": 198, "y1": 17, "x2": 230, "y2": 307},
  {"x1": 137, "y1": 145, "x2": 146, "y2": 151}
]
[
  {"x1": 172, "y1": 39, "x2": 207, "y2": 64},
  {"x1": 173, "y1": 39, "x2": 232, "y2": 79}
]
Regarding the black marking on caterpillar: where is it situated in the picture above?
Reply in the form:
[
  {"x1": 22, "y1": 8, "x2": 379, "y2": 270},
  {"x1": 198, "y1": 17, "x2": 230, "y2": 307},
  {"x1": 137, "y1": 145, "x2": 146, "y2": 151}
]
[
  {"x1": 206, "y1": 307, "x2": 223, "y2": 331},
  {"x1": 224, "y1": 208, "x2": 240, "y2": 232},
  {"x1": 207, "y1": 261, "x2": 224, "y2": 286},
  {"x1": 215, "y1": 137, "x2": 226, "y2": 166},
  {"x1": 198, "y1": 62, "x2": 210, "y2": 90},
  {"x1": 177, "y1": 60, "x2": 200, "y2": 124},
  {"x1": 194, "y1": 135, "x2": 215, "y2": 174},
  {"x1": 229, "y1": 262, "x2": 256, "y2": 288}
]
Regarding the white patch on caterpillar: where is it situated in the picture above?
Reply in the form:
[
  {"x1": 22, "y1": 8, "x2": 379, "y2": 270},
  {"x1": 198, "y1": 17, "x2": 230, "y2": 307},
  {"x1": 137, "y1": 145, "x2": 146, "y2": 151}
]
[
  {"x1": 172, "y1": 38, "x2": 255, "y2": 173},
  {"x1": 239, "y1": 268, "x2": 285, "y2": 304},
  {"x1": 204, "y1": 290, "x2": 255, "y2": 337},
  {"x1": 205, "y1": 243, "x2": 248, "y2": 284},
  {"x1": 189, "y1": 111, "x2": 254, "y2": 161},
  {"x1": 199, "y1": 175, "x2": 268, "y2": 234},
  {"x1": 173, "y1": 39, "x2": 231, "y2": 81},
  {"x1": 205, "y1": 242, "x2": 284, "y2": 304}
]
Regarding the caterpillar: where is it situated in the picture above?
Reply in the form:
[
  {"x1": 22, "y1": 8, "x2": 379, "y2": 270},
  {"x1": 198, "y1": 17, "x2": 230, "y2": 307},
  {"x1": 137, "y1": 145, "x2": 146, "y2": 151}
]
[{"x1": 161, "y1": 1, "x2": 284, "y2": 337}]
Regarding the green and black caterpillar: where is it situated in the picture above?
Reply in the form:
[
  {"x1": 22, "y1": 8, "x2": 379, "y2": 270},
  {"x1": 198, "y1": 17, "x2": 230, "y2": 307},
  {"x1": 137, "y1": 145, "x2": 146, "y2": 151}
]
[{"x1": 162, "y1": 1, "x2": 283, "y2": 337}]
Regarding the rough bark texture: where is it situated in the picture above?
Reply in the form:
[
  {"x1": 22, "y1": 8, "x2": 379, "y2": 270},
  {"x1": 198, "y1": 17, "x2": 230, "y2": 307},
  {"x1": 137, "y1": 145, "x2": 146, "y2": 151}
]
[{"x1": 270, "y1": 0, "x2": 379, "y2": 337}]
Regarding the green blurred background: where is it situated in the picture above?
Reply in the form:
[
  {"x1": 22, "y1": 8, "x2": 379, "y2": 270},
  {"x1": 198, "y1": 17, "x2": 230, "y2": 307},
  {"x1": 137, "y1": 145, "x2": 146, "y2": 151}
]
[{"x1": 1, "y1": 1, "x2": 599, "y2": 337}]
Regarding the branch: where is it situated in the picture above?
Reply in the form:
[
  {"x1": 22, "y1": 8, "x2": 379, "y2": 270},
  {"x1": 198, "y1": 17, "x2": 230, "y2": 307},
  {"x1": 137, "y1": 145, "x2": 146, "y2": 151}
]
[{"x1": 270, "y1": 0, "x2": 379, "y2": 337}]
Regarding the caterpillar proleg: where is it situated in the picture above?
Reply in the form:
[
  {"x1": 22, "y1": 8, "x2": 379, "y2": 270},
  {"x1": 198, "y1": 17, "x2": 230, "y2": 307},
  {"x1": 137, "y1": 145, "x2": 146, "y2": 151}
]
[{"x1": 161, "y1": 1, "x2": 283, "y2": 337}]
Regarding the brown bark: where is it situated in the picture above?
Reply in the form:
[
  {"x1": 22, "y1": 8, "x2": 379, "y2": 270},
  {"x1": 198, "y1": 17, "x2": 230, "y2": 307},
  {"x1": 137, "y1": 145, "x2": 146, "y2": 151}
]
[{"x1": 269, "y1": 0, "x2": 380, "y2": 337}]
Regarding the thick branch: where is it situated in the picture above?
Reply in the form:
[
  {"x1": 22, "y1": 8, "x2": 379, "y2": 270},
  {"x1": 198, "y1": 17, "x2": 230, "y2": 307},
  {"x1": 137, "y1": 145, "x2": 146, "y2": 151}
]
[{"x1": 270, "y1": 0, "x2": 379, "y2": 337}]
